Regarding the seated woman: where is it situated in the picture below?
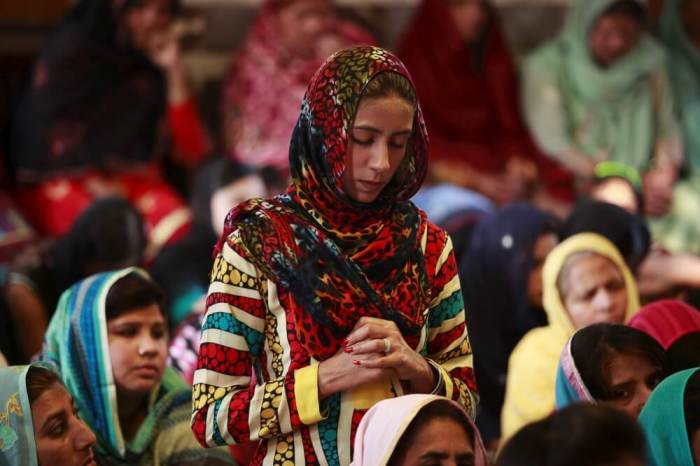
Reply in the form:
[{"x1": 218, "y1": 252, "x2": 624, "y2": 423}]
[
  {"x1": 10, "y1": 0, "x2": 209, "y2": 253},
  {"x1": 397, "y1": 0, "x2": 561, "y2": 205},
  {"x1": 639, "y1": 368, "x2": 700, "y2": 466},
  {"x1": 629, "y1": 300, "x2": 700, "y2": 373},
  {"x1": 560, "y1": 199, "x2": 650, "y2": 274},
  {"x1": 41, "y1": 268, "x2": 233, "y2": 465},
  {"x1": 351, "y1": 394, "x2": 488, "y2": 466},
  {"x1": 523, "y1": 0, "x2": 681, "y2": 218},
  {"x1": 497, "y1": 404, "x2": 647, "y2": 466},
  {"x1": 220, "y1": 0, "x2": 374, "y2": 174},
  {"x1": 653, "y1": 0, "x2": 700, "y2": 254},
  {"x1": 555, "y1": 323, "x2": 667, "y2": 417},
  {"x1": 501, "y1": 233, "x2": 639, "y2": 440},
  {"x1": 460, "y1": 203, "x2": 559, "y2": 444},
  {"x1": 0, "y1": 363, "x2": 97, "y2": 466},
  {"x1": 584, "y1": 166, "x2": 700, "y2": 299},
  {"x1": 192, "y1": 47, "x2": 476, "y2": 465}
]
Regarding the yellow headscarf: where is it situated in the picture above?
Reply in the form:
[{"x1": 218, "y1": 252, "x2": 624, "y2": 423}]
[
  {"x1": 501, "y1": 233, "x2": 640, "y2": 440},
  {"x1": 542, "y1": 232, "x2": 640, "y2": 338}
]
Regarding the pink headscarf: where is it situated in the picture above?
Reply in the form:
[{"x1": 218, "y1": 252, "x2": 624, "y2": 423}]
[
  {"x1": 628, "y1": 299, "x2": 700, "y2": 349},
  {"x1": 220, "y1": 0, "x2": 375, "y2": 172},
  {"x1": 351, "y1": 394, "x2": 489, "y2": 466}
]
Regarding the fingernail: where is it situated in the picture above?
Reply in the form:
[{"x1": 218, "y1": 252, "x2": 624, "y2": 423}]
[
  {"x1": 344, "y1": 346, "x2": 354, "y2": 353},
  {"x1": 353, "y1": 360, "x2": 361, "y2": 366},
  {"x1": 342, "y1": 339, "x2": 349, "y2": 346}
]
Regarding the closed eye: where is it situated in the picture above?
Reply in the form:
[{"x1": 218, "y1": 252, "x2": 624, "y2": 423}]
[{"x1": 351, "y1": 135, "x2": 374, "y2": 146}]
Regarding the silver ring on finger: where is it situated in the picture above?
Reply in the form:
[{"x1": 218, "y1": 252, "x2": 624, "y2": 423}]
[{"x1": 382, "y1": 337, "x2": 392, "y2": 354}]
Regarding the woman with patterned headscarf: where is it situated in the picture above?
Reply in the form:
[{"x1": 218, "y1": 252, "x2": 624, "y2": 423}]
[{"x1": 191, "y1": 46, "x2": 477, "y2": 465}]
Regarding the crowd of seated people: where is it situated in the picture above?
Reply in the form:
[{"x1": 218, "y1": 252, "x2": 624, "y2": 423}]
[{"x1": 3, "y1": 0, "x2": 700, "y2": 465}]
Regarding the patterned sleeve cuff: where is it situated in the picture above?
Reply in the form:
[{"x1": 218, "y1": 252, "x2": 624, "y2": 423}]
[{"x1": 294, "y1": 363, "x2": 326, "y2": 425}]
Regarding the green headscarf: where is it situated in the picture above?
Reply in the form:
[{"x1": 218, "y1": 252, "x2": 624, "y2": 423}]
[
  {"x1": 661, "y1": 0, "x2": 700, "y2": 175},
  {"x1": 41, "y1": 268, "x2": 234, "y2": 465},
  {"x1": 523, "y1": 0, "x2": 676, "y2": 171},
  {"x1": 0, "y1": 363, "x2": 57, "y2": 466},
  {"x1": 638, "y1": 368, "x2": 698, "y2": 466}
]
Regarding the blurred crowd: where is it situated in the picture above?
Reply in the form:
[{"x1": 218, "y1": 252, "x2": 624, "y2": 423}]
[{"x1": 1, "y1": 0, "x2": 700, "y2": 465}]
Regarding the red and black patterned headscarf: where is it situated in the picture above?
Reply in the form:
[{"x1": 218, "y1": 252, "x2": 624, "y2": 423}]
[{"x1": 217, "y1": 46, "x2": 430, "y2": 359}]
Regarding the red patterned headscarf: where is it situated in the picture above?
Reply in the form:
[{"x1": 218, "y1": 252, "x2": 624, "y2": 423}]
[{"x1": 217, "y1": 46, "x2": 430, "y2": 359}]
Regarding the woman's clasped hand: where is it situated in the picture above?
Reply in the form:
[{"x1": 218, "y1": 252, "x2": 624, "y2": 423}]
[{"x1": 318, "y1": 317, "x2": 437, "y2": 398}]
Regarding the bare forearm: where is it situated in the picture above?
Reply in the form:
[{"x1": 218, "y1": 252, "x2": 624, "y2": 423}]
[
  {"x1": 166, "y1": 62, "x2": 190, "y2": 104},
  {"x1": 407, "y1": 358, "x2": 436, "y2": 394}
]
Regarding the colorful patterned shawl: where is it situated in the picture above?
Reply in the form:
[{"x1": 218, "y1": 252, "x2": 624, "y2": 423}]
[
  {"x1": 216, "y1": 46, "x2": 430, "y2": 361},
  {"x1": 41, "y1": 268, "x2": 234, "y2": 465},
  {"x1": 0, "y1": 364, "x2": 40, "y2": 466}
]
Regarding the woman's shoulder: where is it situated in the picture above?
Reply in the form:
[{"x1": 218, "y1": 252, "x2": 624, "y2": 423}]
[
  {"x1": 215, "y1": 196, "x2": 294, "y2": 274},
  {"x1": 510, "y1": 325, "x2": 562, "y2": 363},
  {"x1": 218, "y1": 197, "x2": 280, "y2": 244},
  {"x1": 641, "y1": 35, "x2": 668, "y2": 66},
  {"x1": 418, "y1": 210, "x2": 452, "y2": 251},
  {"x1": 523, "y1": 39, "x2": 567, "y2": 78}
]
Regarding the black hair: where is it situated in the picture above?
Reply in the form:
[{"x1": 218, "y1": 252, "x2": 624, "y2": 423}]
[
  {"x1": 189, "y1": 158, "x2": 257, "y2": 228},
  {"x1": 541, "y1": 213, "x2": 562, "y2": 236},
  {"x1": 258, "y1": 165, "x2": 288, "y2": 195},
  {"x1": 49, "y1": 198, "x2": 147, "y2": 292},
  {"x1": 669, "y1": 332, "x2": 700, "y2": 374},
  {"x1": 685, "y1": 370, "x2": 700, "y2": 465},
  {"x1": 561, "y1": 199, "x2": 650, "y2": 273},
  {"x1": 600, "y1": 0, "x2": 646, "y2": 24},
  {"x1": 362, "y1": 71, "x2": 417, "y2": 108},
  {"x1": 105, "y1": 272, "x2": 165, "y2": 321},
  {"x1": 572, "y1": 323, "x2": 668, "y2": 401},
  {"x1": 497, "y1": 403, "x2": 646, "y2": 466},
  {"x1": 388, "y1": 399, "x2": 474, "y2": 466},
  {"x1": 26, "y1": 365, "x2": 62, "y2": 405}
]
